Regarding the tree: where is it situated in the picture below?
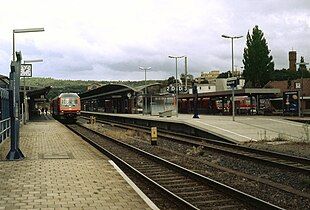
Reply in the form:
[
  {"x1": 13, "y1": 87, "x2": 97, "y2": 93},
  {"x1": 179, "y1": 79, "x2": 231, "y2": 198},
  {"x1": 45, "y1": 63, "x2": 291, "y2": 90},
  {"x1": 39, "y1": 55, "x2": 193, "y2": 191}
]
[
  {"x1": 180, "y1": 73, "x2": 194, "y2": 85},
  {"x1": 167, "y1": 76, "x2": 181, "y2": 85},
  {"x1": 298, "y1": 56, "x2": 310, "y2": 78},
  {"x1": 271, "y1": 68, "x2": 299, "y2": 81},
  {"x1": 167, "y1": 76, "x2": 175, "y2": 85},
  {"x1": 243, "y1": 25, "x2": 274, "y2": 87},
  {"x1": 217, "y1": 71, "x2": 232, "y2": 78}
]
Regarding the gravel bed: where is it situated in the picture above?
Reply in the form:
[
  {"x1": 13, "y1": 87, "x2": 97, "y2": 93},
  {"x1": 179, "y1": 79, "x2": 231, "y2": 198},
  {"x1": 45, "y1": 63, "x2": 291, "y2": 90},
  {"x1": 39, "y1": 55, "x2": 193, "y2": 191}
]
[
  {"x1": 244, "y1": 141, "x2": 310, "y2": 158},
  {"x1": 80, "y1": 120, "x2": 310, "y2": 210}
]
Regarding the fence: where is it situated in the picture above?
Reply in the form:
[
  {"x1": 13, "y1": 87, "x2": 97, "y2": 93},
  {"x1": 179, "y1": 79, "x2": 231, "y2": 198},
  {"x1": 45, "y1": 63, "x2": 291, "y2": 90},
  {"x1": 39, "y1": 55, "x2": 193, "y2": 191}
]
[
  {"x1": 0, "y1": 87, "x2": 10, "y2": 144},
  {"x1": 0, "y1": 118, "x2": 10, "y2": 143}
]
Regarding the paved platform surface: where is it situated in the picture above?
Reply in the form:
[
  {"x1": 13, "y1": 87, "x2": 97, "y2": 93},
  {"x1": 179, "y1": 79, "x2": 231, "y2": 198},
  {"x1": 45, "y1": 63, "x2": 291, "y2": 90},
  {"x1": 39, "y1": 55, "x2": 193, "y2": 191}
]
[
  {"x1": 88, "y1": 112, "x2": 310, "y2": 143},
  {"x1": 0, "y1": 117, "x2": 154, "y2": 209}
]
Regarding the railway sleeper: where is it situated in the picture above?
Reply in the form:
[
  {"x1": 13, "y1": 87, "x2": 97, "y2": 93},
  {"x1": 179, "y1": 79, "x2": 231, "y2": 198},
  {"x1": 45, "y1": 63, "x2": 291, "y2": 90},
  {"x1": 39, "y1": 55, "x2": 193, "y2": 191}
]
[
  {"x1": 157, "y1": 179, "x2": 194, "y2": 185},
  {"x1": 135, "y1": 165, "x2": 163, "y2": 171},
  {"x1": 193, "y1": 198, "x2": 236, "y2": 206},
  {"x1": 177, "y1": 190, "x2": 215, "y2": 197},
  {"x1": 182, "y1": 194, "x2": 224, "y2": 201},
  {"x1": 145, "y1": 171, "x2": 177, "y2": 177},
  {"x1": 154, "y1": 176, "x2": 185, "y2": 182},
  {"x1": 163, "y1": 182, "x2": 201, "y2": 188},
  {"x1": 206, "y1": 204, "x2": 244, "y2": 210},
  {"x1": 171, "y1": 185, "x2": 209, "y2": 193},
  {"x1": 146, "y1": 172, "x2": 179, "y2": 179}
]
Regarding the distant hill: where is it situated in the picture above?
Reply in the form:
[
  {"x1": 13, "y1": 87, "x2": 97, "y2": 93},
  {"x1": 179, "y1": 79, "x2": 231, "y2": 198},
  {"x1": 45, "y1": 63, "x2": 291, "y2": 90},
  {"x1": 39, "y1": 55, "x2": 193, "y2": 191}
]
[{"x1": 26, "y1": 77, "x2": 165, "y2": 100}]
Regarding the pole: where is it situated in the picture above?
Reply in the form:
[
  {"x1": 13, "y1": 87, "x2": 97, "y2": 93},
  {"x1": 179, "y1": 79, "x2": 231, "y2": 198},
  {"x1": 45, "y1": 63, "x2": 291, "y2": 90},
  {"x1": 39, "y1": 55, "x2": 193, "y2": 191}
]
[
  {"x1": 139, "y1": 66, "x2": 151, "y2": 115},
  {"x1": 296, "y1": 61, "x2": 309, "y2": 117},
  {"x1": 23, "y1": 76, "x2": 26, "y2": 124},
  {"x1": 231, "y1": 38, "x2": 234, "y2": 77},
  {"x1": 185, "y1": 56, "x2": 188, "y2": 90},
  {"x1": 231, "y1": 38, "x2": 235, "y2": 121},
  {"x1": 6, "y1": 52, "x2": 25, "y2": 160},
  {"x1": 301, "y1": 70, "x2": 304, "y2": 117},
  {"x1": 222, "y1": 35, "x2": 243, "y2": 121},
  {"x1": 13, "y1": 32, "x2": 15, "y2": 61},
  {"x1": 175, "y1": 58, "x2": 178, "y2": 117},
  {"x1": 168, "y1": 56, "x2": 184, "y2": 117},
  {"x1": 232, "y1": 86, "x2": 235, "y2": 121},
  {"x1": 144, "y1": 69, "x2": 147, "y2": 115}
]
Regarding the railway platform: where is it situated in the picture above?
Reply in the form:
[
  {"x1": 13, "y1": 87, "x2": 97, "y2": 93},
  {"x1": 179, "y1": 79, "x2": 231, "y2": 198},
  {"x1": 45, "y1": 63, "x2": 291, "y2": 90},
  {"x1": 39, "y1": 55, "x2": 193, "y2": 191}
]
[
  {"x1": 0, "y1": 115, "x2": 157, "y2": 209},
  {"x1": 82, "y1": 111, "x2": 310, "y2": 143}
]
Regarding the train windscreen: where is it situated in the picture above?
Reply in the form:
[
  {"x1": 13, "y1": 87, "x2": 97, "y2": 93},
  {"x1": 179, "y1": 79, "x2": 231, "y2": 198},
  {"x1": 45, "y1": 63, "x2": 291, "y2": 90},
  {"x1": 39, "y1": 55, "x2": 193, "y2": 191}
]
[{"x1": 61, "y1": 98, "x2": 78, "y2": 107}]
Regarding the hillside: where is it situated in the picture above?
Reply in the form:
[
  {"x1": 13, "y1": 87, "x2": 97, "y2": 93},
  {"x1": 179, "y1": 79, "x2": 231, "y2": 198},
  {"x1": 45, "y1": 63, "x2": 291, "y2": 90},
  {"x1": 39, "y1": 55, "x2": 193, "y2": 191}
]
[{"x1": 26, "y1": 77, "x2": 165, "y2": 100}]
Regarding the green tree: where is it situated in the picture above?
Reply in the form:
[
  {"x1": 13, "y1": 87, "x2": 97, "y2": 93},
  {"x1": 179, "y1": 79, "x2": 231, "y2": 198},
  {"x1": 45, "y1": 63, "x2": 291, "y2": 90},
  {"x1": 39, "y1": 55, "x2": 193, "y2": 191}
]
[
  {"x1": 298, "y1": 56, "x2": 310, "y2": 78},
  {"x1": 180, "y1": 73, "x2": 194, "y2": 85},
  {"x1": 271, "y1": 68, "x2": 299, "y2": 81},
  {"x1": 167, "y1": 76, "x2": 176, "y2": 85},
  {"x1": 217, "y1": 71, "x2": 232, "y2": 78},
  {"x1": 243, "y1": 25, "x2": 274, "y2": 87}
]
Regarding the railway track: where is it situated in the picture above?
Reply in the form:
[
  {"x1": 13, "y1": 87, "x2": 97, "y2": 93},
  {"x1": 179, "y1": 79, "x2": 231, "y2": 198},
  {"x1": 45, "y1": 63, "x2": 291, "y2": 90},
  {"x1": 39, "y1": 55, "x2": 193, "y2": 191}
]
[
  {"x1": 66, "y1": 123, "x2": 282, "y2": 210},
  {"x1": 80, "y1": 115, "x2": 310, "y2": 175}
]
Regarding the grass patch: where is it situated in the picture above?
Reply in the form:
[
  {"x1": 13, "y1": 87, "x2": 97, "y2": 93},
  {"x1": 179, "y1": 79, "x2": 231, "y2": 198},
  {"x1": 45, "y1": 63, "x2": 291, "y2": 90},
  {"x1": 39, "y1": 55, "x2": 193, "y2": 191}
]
[
  {"x1": 301, "y1": 178, "x2": 310, "y2": 189},
  {"x1": 186, "y1": 146, "x2": 205, "y2": 156}
]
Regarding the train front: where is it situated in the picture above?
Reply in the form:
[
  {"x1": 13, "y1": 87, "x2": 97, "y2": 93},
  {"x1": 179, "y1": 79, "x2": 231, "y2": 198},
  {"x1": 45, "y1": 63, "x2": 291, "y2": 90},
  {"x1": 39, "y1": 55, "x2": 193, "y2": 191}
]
[{"x1": 59, "y1": 93, "x2": 81, "y2": 120}]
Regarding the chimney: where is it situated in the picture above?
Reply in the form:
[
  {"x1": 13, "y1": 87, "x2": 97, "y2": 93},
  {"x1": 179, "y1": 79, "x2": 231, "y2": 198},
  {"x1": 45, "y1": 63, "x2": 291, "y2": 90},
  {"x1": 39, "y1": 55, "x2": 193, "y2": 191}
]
[{"x1": 289, "y1": 50, "x2": 296, "y2": 71}]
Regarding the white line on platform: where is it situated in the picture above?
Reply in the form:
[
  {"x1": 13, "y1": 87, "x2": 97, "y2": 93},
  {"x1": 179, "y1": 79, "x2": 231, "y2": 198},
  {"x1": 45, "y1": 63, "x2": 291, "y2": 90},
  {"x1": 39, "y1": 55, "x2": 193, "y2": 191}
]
[
  {"x1": 109, "y1": 160, "x2": 160, "y2": 210},
  {"x1": 196, "y1": 121, "x2": 257, "y2": 141},
  {"x1": 267, "y1": 119, "x2": 303, "y2": 127}
]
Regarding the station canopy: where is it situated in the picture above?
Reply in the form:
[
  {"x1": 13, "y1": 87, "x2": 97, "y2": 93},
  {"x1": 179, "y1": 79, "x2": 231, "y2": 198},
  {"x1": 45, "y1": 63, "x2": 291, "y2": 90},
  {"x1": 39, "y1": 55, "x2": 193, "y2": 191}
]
[
  {"x1": 79, "y1": 83, "x2": 162, "y2": 100},
  {"x1": 179, "y1": 88, "x2": 281, "y2": 99}
]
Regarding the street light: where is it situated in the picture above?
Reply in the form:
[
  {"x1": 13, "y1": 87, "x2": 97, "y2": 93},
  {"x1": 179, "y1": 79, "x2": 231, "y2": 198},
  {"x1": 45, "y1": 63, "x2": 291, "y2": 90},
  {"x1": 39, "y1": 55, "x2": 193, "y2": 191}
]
[
  {"x1": 22, "y1": 59, "x2": 43, "y2": 124},
  {"x1": 222, "y1": 34, "x2": 243, "y2": 121},
  {"x1": 7, "y1": 27, "x2": 44, "y2": 160},
  {"x1": 13, "y1": 28, "x2": 45, "y2": 61},
  {"x1": 139, "y1": 66, "x2": 151, "y2": 115},
  {"x1": 184, "y1": 56, "x2": 188, "y2": 90},
  {"x1": 296, "y1": 60, "x2": 309, "y2": 117},
  {"x1": 168, "y1": 55, "x2": 185, "y2": 117}
]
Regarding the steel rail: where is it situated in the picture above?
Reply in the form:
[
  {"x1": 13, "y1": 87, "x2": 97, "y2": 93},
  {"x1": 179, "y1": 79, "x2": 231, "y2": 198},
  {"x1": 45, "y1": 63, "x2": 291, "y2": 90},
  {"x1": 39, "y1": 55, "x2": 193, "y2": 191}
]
[
  {"x1": 80, "y1": 114, "x2": 310, "y2": 174},
  {"x1": 66, "y1": 123, "x2": 283, "y2": 210}
]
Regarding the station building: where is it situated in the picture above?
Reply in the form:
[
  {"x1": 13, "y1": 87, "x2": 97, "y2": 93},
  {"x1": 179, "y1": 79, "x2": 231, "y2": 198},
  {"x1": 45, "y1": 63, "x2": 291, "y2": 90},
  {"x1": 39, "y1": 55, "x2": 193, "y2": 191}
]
[
  {"x1": 79, "y1": 83, "x2": 167, "y2": 114},
  {"x1": 79, "y1": 80, "x2": 281, "y2": 116}
]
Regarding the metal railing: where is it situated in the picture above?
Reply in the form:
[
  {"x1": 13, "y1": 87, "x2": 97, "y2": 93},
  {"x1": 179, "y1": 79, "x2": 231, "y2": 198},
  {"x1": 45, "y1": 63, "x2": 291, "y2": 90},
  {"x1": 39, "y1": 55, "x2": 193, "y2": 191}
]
[{"x1": 0, "y1": 118, "x2": 11, "y2": 144}]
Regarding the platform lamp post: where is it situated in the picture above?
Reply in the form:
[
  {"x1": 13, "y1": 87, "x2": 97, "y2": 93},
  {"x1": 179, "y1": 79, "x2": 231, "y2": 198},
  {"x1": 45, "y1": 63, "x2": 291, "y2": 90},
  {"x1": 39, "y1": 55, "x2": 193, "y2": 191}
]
[
  {"x1": 184, "y1": 56, "x2": 188, "y2": 91},
  {"x1": 13, "y1": 28, "x2": 45, "y2": 61},
  {"x1": 169, "y1": 55, "x2": 185, "y2": 117},
  {"x1": 6, "y1": 27, "x2": 44, "y2": 160},
  {"x1": 139, "y1": 66, "x2": 151, "y2": 115},
  {"x1": 22, "y1": 59, "x2": 43, "y2": 124},
  {"x1": 296, "y1": 60, "x2": 309, "y2": 117},
  {"x1": 222, "y1": 34, "x2": 243, "y2": 121}
]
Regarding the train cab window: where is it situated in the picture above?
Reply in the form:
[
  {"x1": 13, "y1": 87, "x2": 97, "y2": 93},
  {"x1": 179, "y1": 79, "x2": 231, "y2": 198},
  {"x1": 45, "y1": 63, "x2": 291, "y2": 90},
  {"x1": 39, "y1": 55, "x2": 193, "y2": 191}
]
[{"x1": 61, "y1": 98, "x2": 78, "y2": 106}]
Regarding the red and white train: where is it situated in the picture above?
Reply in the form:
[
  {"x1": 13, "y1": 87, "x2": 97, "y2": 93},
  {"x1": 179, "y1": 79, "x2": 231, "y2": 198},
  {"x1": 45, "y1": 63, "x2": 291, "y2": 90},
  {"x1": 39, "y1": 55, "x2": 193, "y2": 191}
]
[
  {"x1": 50, "y1": 93, "x2": 81, "y2": 121},
  {"x1": 179, "y1": 96, "x2": 256, "y2": 114}
]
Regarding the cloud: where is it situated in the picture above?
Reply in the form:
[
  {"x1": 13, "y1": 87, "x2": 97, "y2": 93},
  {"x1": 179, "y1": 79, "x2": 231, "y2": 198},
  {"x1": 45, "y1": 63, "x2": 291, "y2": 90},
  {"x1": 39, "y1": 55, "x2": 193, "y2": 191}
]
[{"x1": 0, "y1": 0, "x2": 309, "y2": 81}]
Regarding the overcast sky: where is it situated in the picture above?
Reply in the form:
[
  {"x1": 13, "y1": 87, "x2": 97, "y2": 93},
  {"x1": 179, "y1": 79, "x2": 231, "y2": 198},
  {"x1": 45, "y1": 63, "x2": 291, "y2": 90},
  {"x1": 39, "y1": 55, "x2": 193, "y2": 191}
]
[{"x1": 0, "y1": 0, "x2": 309, "y2": 81}]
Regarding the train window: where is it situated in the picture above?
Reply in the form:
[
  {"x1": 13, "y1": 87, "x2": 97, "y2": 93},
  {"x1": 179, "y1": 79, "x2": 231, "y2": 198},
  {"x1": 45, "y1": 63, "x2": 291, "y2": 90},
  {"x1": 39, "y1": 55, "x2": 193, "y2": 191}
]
[{"x1": 61, "y1": 98, "x2": 78, "y2": 106}]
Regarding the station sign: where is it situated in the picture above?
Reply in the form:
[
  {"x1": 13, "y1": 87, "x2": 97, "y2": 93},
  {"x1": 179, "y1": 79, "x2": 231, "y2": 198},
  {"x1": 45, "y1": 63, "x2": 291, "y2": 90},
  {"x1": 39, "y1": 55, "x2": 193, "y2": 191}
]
[
  {"x1": 166, "y1": 85, "x2": 188, "y2": 93},
  {"x1": 226, "y1": 77, "x2": 239, "y2": 88}
]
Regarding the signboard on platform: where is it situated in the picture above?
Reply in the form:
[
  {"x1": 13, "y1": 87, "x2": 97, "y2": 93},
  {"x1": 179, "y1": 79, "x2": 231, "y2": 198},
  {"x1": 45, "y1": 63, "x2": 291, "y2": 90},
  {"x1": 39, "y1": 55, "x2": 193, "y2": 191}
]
[
  {"x1": 226, "y1": 77, "x2": 239, "y2": 88},
  {"x1": 166, "y1": 85, "x2": 187, "y2": 93},
  {"x1": 283, "y1": 91, "x2": 299, "y2": 114}
]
